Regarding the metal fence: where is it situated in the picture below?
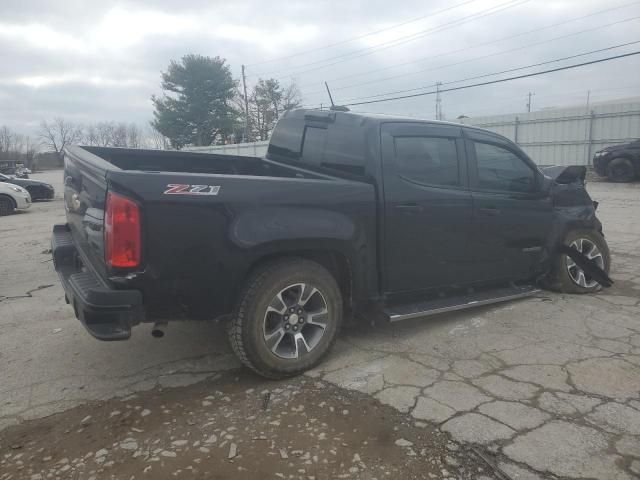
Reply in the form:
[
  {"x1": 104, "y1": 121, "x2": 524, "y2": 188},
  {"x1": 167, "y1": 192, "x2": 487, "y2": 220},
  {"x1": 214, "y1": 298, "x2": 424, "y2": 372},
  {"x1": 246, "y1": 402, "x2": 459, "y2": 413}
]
[
  {"x1": 460, "y1": 99, "x2": 640, "y2": 166},
  {"x1": 188, "y1": 141, "x2": 269, "y2": 157},
  {"x1": 188, "y1": 99, "x2": 640, "y2": 167}
]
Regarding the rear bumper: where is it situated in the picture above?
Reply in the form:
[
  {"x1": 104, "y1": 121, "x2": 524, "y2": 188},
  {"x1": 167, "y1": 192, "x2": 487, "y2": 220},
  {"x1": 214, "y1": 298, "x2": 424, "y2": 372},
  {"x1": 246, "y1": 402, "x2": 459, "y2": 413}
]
[{"x1": 51, "y1": 224, "x2": 144, "y2": 340}]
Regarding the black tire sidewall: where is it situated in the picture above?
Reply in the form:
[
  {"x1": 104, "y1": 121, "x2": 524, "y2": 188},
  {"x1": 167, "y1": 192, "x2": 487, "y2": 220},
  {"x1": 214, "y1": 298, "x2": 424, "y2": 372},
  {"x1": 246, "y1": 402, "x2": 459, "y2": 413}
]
[
  {"x1": 553, "y1": 229, "x2": 611, "y2": 294},
  {"x1": 0, "y1": 197, "x2": 14, "y2": 216},
  {"x1": 237, "y1": 260, "x2": 342, "y2": 378},
  {"x1": 606, "y1": 158, "x2": 635, "y2": 183}
]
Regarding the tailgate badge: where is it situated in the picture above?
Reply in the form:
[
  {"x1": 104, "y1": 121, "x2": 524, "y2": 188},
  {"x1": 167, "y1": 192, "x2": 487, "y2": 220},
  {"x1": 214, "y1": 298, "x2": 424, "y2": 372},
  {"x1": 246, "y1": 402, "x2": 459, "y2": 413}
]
[{"x1": 163, "y1": 184, "x2": 220, "y2": 196}]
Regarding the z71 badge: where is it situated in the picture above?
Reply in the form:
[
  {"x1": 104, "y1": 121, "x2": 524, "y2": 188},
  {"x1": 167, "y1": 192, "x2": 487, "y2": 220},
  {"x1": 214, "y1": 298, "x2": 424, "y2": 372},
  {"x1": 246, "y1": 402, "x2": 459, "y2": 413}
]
[{"x1": 163, "y1": 184, "x2": 221, "y2": 196}]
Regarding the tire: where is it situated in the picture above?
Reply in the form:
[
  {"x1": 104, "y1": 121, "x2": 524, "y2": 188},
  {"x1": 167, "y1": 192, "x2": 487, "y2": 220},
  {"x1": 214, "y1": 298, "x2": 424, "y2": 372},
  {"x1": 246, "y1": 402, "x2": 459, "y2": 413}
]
[
  {"x1": 544, "y1": 229, "x2": 611, "y2": 294},
  {"x1": 606, "y1": 158, "x2": 635, "y2": 183},
  {"x1": 228, "y1": 258, "x2": 343, "y2": 379},
  {"x1": 0, "y1": 196, "x2": 15, "y2": 216}
]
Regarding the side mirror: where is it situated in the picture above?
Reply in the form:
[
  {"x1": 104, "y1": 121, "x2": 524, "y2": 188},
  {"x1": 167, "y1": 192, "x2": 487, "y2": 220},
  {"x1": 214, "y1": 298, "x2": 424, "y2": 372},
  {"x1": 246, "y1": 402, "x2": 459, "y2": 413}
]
[{"x1": 538, "y1": 175, "x2": 553, "y2": 196}]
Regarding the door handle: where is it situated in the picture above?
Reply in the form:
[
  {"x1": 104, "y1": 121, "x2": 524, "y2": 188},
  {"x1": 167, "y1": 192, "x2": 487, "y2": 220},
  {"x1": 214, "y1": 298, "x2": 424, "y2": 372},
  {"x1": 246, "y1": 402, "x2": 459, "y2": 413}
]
[
  {"x1": 395, "y1": 203, "x2": 423, "y2": 213},
  {"x1": 478, "y1": 207, "x2": 501, "y2": 216}
]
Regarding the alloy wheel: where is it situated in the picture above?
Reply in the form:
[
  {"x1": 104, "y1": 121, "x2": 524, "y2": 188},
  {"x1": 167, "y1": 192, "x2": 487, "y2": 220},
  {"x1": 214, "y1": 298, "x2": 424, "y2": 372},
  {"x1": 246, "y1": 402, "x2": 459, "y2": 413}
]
[
  {"x1": 565, "y1": 238, "x2": 604, "y2": 288},
  {"x1": 262, "y1": 283, "x2": 329, "y2": 359}
]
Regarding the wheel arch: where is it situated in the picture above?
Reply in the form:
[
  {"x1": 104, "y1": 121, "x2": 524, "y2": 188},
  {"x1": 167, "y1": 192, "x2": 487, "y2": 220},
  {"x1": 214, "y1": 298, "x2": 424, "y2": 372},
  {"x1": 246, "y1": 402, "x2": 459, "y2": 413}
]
[{"x1": 244, "y1": 248, "x2": 354, "y2": 311}]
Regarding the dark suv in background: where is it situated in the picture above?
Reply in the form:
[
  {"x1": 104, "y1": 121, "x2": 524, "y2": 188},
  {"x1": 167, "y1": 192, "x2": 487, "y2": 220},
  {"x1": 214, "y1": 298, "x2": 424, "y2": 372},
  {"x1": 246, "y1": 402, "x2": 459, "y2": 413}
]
[
  {"x1": 593, "y1": 139, "x2": 640, "y2": 182},
  {"x1": 0, "y1": 173, "x2": 55, "y2": 200}
]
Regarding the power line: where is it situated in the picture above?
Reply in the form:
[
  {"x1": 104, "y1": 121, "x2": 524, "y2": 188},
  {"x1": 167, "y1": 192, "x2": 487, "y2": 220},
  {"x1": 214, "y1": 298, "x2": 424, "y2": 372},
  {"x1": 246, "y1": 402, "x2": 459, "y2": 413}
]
[
  {"x1": 409, "y1": 83, "x2": 640, "y2": 117},
  {"x1": 262, "y1": 0, "x2": 529, "y2": 79},
  {"x1": 337, "y1": 40, "x2": 640, "y2": 103},
  {"x1": 245, "y1": 0, "x2": 479, "y2": 68},
  {"x1": 302, "y1": 14, "x2": 640, "y2": 98},
  {"x1": 249, "y1": 0, "x2": 530, "y2": 79},
  {"x1": 341, "y1": 51, "x2": 640, "y2": 107},
  {"x1": 297, "y1": 1, "x2": 640, "y2": 94}
]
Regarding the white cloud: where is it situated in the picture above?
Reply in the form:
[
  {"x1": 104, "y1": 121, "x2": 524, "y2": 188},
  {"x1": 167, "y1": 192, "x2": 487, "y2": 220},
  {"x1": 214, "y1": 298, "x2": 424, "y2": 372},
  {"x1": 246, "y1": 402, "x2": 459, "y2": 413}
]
[
  {"x1": 90, "y1": 7, "x2": 199, "y2": 51},
  {"x1": 0, "y1": 22, "x2": 85, "y2": 52},
  {"x1": 0, "y1": 0, "x2": 638, "y2": 133},
  {"x1": 213, "y1": 23, "x2": 319, "y2": 53},
  {"x1": 6, "y1": 74, "x2": 146, "y2": 88}
]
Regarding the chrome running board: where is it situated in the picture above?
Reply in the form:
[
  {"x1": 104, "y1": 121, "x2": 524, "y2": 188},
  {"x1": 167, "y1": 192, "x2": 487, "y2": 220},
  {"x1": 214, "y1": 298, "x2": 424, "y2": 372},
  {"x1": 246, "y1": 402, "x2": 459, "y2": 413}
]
[{"x1": 384, "y1": 285, "x2": 540, "y2": 322}]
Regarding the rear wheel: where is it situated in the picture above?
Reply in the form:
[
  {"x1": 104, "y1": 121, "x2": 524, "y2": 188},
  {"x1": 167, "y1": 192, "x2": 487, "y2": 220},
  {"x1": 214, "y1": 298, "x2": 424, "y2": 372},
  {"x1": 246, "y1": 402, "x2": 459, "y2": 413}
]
[
  {"x1": 606, "y1": 158, "x2": 635, "y2": 182},
  {"x1": 545, "y1": 229, "x2": 610, "y2": 294},
  {"x1": 0, "y1": 196, "x2": 15, "y2": 216},
  {"x1": 228, "y1": 258, "x2": 343, "y2": 379}
]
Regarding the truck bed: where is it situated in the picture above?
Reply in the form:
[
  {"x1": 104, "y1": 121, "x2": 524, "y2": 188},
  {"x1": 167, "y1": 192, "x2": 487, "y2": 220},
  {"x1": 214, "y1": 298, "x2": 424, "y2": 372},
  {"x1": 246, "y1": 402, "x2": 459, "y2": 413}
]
[
  {"x1": 58, "y1": 145, "x2": 377, "y2": 334},
  {"x1": 81, "y1": 146, "x2": 324, "y2": 179}
]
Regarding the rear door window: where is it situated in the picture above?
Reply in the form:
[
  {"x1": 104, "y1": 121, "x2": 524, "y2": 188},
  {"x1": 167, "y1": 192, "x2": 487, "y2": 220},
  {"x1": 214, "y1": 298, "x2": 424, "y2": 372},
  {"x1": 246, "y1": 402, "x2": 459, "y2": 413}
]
[
  {"x1": 301, "y1": 126, "x2": 327, "y2": 167},
  {"x1": 393, "y1": 136, "x2": 460, "y2": 187}
]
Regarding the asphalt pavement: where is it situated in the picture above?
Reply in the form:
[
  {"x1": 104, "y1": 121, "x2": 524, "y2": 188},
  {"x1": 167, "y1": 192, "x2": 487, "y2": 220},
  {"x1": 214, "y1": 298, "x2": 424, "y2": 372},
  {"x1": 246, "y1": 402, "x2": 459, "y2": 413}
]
[{"x1": 1, "y1": 170, "x2": 639, "y2": 479}]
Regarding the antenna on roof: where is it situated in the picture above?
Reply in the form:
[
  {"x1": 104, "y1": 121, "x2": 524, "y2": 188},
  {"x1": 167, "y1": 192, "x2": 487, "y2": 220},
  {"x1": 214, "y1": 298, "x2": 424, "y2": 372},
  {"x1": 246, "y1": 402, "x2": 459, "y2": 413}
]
[
  {"x1": 324, "y1": 82, "x2": 335, "y2": 107},
  {"x1": 324, "y1": 81, "x2": 350, "y2": 112}
]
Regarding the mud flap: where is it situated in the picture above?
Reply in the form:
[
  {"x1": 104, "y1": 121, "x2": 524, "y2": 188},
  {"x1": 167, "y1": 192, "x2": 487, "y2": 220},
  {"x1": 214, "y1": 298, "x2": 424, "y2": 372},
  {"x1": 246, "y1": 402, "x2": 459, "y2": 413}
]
[{"x1": 558, "y1": 244, "x2": 613, "y2": 288}]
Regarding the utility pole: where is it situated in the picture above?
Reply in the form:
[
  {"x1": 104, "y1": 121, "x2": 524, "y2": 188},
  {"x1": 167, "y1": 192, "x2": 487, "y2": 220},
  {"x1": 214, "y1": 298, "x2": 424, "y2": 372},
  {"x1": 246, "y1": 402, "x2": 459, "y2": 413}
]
[
  {"x1": 241, "y1": 65, "x2": 250, "y2": 143},
  {"x1": 435, "y1": 82, "x2": 442, "y2": 120},
  {"x1": 586, "y1": 90, "x2": 591, "y2": 112},
  {"x1": 526, "y1": 92, "x2": 535, "y2": 113}
]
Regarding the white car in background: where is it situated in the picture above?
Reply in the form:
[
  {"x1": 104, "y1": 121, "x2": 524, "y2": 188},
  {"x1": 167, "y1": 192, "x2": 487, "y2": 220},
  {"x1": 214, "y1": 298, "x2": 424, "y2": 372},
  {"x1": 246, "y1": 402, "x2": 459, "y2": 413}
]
[{"x1": 0, "y1": 181, "x2": 31, "y2": 216}]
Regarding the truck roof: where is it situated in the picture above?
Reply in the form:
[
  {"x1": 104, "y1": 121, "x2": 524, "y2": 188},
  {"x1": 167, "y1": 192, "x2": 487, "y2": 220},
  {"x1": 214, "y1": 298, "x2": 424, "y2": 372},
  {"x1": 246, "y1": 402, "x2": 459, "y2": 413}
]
[
  {"x1": 268, "y1": 108, "x2": 507, "y2": 171},
  {"x1": 286, "y1": 108, "x2": 494, "y2": 135}
]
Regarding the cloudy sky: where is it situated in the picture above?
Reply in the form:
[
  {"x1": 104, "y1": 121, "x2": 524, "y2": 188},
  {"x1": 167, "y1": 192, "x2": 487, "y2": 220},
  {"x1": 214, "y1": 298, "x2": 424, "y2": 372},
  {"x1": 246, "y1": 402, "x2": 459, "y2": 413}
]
[{"x1": 1, "y1": 0, "x2": 639, "y2": 135}]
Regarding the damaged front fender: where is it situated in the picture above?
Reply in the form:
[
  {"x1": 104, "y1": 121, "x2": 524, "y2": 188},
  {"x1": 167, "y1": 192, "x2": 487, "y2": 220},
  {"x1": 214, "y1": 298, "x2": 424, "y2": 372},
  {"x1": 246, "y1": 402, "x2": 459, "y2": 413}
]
[
  {"x1": 537, "y1": 165, "x2": 612, "y2": 288},
  {"x1": 542, "y1": 165, "x2": 586, "y2": 185}
]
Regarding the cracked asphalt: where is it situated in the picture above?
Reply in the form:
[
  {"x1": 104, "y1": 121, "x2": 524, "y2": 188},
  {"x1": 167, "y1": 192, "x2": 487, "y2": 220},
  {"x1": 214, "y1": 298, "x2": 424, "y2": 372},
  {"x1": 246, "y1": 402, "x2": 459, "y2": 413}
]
[{"x1": 1, "y1": 170, "x2": 639, "y2": 479}]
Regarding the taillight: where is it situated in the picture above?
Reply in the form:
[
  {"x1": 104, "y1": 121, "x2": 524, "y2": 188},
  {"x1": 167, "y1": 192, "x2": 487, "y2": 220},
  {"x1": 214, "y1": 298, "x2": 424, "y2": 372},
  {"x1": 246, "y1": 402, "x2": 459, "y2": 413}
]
[{"x1": 105, "y1": 192, "x2": 141, "y2": 268}]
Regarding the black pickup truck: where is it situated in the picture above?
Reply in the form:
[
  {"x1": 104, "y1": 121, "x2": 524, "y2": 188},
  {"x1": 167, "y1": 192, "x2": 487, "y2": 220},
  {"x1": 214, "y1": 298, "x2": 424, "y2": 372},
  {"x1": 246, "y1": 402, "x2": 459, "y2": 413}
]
[{"x1": 52, "y1": 109, "x2": 610, "y2": 378}]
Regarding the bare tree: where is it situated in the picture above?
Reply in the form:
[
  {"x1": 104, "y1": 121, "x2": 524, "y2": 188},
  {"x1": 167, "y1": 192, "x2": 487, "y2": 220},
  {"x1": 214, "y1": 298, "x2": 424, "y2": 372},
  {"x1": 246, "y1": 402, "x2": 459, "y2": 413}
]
[
  {"x1": 38, "y1": 118, "x2": 82, "y2": 160},
  {"x1": 82, "y1": 121, "x2": 146, "y2": 148},
  {"x1": 243, "y1": 79, "x2": 302, "y2": 142},
  {"x1": 282, "y1": 83, "x2": 302, "y2": 112},
  {"x1": 23, "y1": 136, "x2": 38, "y2": 169},
  {"x1": 0, "y1": 126, "x2": 13, "y2": 158},
  {"x1": 126, "y1": 123, "x2": 142, "y2": 148},
  {"x1": 0, "y1": 126, "x2": 39, "y2": 168},
  {"x1": 96, "y1": 122, "x2": 114, "y2": 146},
  {"x1": 111, "y1": 123, "x2": 127, "y2": 147},
  {"x1": 145, "y1": 123, "x2": 169, "y2": 149},
  {"x1": 83, "y1": 124, "x2": 99, "y2": 146}
]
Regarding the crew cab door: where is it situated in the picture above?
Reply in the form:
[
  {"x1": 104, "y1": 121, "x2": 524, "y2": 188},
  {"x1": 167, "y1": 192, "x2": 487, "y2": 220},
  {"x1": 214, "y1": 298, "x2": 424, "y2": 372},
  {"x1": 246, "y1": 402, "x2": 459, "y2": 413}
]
[
  {"x1": 381, "y1": 123, "x2": 473, "y2": 293},
  {"x1": 464, "y1": 130, "x2": 553, "y2": 282}
]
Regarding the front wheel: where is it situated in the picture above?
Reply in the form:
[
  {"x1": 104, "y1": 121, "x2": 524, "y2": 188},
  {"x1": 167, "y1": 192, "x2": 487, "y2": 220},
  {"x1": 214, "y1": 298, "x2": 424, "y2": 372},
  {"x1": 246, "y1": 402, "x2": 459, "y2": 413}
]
[
  {"x1": 0, "y1": 196, "x2": 15, "y2": 216},
  {"x1": 545, "y1": 229, "x2": 611, "y2": 294},
  {"x1": 228, "y1": 258, "x2": 343, "y2": 379},
  {"x1": 606, "y1": 158, "x2": 635, "y2": 183}
]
